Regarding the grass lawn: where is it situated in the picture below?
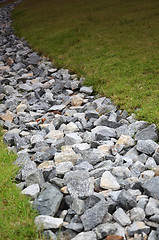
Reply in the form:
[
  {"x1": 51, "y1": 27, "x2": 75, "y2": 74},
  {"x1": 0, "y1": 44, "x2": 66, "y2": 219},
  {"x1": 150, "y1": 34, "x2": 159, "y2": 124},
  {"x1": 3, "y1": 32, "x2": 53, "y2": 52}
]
[
  {"x1": 11, "y1": 0, "x2": 159, "y2": 127},
  {"x1": 0, "y1": 129, "x2": 43, "y2": 240}
]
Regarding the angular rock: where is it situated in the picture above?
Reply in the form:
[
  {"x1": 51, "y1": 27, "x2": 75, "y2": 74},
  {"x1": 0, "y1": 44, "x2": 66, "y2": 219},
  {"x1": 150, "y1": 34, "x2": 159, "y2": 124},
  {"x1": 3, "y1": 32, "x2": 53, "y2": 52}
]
[
  {"x1": 72, "y1": 231, "x2": 97, "y2": 240},
  {"x1": 117, "y1": 190, "x2": 136, "y2": 210},
  {"x1": 113, "y1": 208, "x2": 131, "y2": 226},
  {"x1": 21, "y1": 184, "x2": 40, "y2": 199},
  {"x1": 80, "y1": 86, "x2": 93, "y2": 95},
  {"x1": 64, "y1": 170, "x2": 94, "y2": 198},
  {"x1": 65, "y1": 133, "x2": 82, "y2": 145},
  {"x1": 127, "y1": 221, "x2": 150, "y2": 237},
  {"x1": 81, "y1": 199, "x2": 108, "y2": 231},
  {"x1": 130, "y1": 207, "x2": 145, "y2": 221},
  {"x1": 33, "y1": 185, "x2": 63, "y2": 216},
  {"x1": 34, "y1": 215, "x2": 63, "y2": 230},
  {"x1": 135, "y1": 124, "x2": 158, "y2": 141},
  {"x1": 143, "y1": 177, "x2": 159, "y2": 200},
  {"x1": 100, "y1": 171, "x2": 120, "y2": 190},
  {"x1": 0, "y1": 110, "x2": 13, "y2": 122},
  {"x1": 136, "y1": 140, "x2": 158, "y2": 155},
  {"x1": 92, "y1": 126, "x2": 116, "y2": 141}
]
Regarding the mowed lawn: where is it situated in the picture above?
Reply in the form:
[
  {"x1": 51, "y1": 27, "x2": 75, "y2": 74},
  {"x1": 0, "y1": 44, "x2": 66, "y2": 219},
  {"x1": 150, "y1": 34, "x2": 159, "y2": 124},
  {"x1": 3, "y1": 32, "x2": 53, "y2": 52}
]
[{"x1": 12, "y1": 0, "x2": 159, "y2": 126}]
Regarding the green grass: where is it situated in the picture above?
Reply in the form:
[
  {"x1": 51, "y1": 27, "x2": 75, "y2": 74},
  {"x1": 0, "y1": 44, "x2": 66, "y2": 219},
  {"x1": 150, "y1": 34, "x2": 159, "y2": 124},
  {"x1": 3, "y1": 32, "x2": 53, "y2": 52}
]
[
  {"x1": 12, "y1": 0, "x2": 159, "y2": 126},
  {"x1": 0, "y1": 129, "x2": 43, "y2": 240}
]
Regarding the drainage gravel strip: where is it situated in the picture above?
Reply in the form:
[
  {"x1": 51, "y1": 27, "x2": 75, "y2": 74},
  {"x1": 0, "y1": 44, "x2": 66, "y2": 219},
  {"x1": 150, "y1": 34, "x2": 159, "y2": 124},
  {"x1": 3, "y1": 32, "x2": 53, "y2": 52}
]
[{"x1": 0, "y1": 1, "x2": 159, "y2": 240}]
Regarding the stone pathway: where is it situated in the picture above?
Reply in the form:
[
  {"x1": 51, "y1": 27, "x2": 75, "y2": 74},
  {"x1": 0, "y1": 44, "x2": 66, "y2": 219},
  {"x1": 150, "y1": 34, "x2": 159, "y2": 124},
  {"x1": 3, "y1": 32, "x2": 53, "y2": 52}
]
[{"x1": 0, "y1": 1, "x2": 159, "y2": 240}]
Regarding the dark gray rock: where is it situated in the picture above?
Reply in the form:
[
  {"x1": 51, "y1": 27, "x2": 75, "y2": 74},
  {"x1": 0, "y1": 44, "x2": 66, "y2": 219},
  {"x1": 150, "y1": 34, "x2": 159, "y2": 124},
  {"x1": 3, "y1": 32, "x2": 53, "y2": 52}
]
[
  {"x1": 135, "y1": 124, "x2": 158, "y2": 141},
  {"x1": 80, "y1": 199, "x2": 108, "y2": 231},
  {"x1": 143, "y1": 177, "x2": 159, "y2": 200},
  {"x1": 33, "y1": 185, "x2": 63, "y2": 216},
  {"x1": 117, "y1": 189, "x2": 137, "y2": 210}
]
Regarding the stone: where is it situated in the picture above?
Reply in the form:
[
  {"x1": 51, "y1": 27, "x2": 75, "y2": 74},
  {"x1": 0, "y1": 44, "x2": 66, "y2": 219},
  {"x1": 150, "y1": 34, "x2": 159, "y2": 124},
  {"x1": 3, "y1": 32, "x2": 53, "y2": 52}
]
[
  {"x1": 73, "y1": 143, "x2": 90, "y2": 153},
  {"x1": 81, "y1": 148, "x2": 104, "y2": 165},
  {"x1": 147, "y1": 231, "x2": 157, "y2": 240},
  {"x1": 71, "y1": 80, "x2": 80, "y2": 90},
  {"x1": 21, "y1": 184, "x2": 40, "y2": 199},
  {"x1": 127, "y1": 221, "x2": 150, "y2": 237},
  {"x1": 71, "y1": 198, "x2": 85, "y2": 215},
  {"x1": 117, "y1": 190, "x2": 136, "y2": 210},
  {"x1": 64, "y1": 170, "x2": 94, "y2": 198},
  {"x1": 21, "y1": 160, "x2": 37, "y2": 181},
  {"x1": 116, "y1": 135, "x2": 135, "y2": 149},
  {"x1": 65, "y1": 133, "x2": 82, "y2": 145},
  {"x1": 153, "y1": 146, "x2": 159, "y2": 165},
  {"x1": 25, "y1": 169, "x2": 45, "y2": 187},
  {"x1": 81, "y1": 199, "x2": 108, "y2": 231},
  {"x1": 54, "y1": 146, "x2": 79, "y2": 165},
  {"x1": 56, "y1": 162, "x2": 73, "y2": 176},
  {"x1": 0, "y1": 110, "x2": 13, "y2": 122},
  {"x1": 72, "y1": 231, "x2": 97, "y2": 240},
  {"x1": 142, "y1": 176, "x2": 159, "y2": 200},
  {"x1": 135, "y1": 124, "x2": 158, "y2": 141},
  {"x1": 80, "y1": 86, "x2": 93, "y2": 95},
  {"x1": 85, "y1": 110, "x2": 99, "y2": 119},
  {"x1": 71, "y1": 94, "x2": 84, "y2": 106},
  {"x1": 130, "y1": 207, "x2": 145, "y2": 221},
  {"x1": 136, "y1": 140, "x2": 158, "y2": 155},
  {"x1": 92, "y1": 126, "x2": 116, "y2": 141},
  {"x1": 59, "y1": 122, "x2": 79, "y2": 133},
  {"x1": 113, "y1": 208, "x2": 131, "y2": 226},
  {"x1": 30, "y1": 134, "x2": 44, "y2": 145},
  {"x1": 145, "y1": 197, "x2": 159, "y2": 216},
  {"x1": 16, "y1": 103, "x2": 28, "y2": 113},
  {"x1": 49, "y1": 104, "x2": 66, "y2": 111},
  {"x1": 45, "y1": 130, "x2": 64, "y2": 140},
  {"x1": 33, "y1": 185, "x2": 63, "y2": 216},
  {"x1": 34, "y1": 215, "x2": 63, "y2": 230},
  {"x1": 100, "y1": 171, "x2": 120, "y2": 190},
  {"x1": 94, "y1": 223, "x2": 117, "y2": 239}
]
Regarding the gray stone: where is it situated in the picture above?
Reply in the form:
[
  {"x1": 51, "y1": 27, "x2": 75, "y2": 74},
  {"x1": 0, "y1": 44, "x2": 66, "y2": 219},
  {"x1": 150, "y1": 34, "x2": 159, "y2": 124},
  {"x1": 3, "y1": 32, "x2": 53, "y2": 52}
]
[
  {"x1": 85, "y1": 110, "x2": 99, "y2": 119},
  {"x1": 135, "y1": 124, "x2": 158, "y2": 141},
  {"x1": 92, "y1": 126, "x2": 116, "y2": 140},
  {"x1": 34, "y1": 215, "x2": 63, "y2": 230},
  {"x1": 148, "y1": 231, "x2": 157, "y2": 240},
  {"x1": 64, "y1": 170, "x2": 94, "y2": 198},
  {"x1": 81, "y1": 199, "x2": 108, "y2": 231},
  {"x1": 42, "y1": 230, "x2": 57, "y2": 240},
  {"x1": 21, "y1": 184, "x2": 40, "y2": 199},
  {"x1": 21, "y1": 160, "x2": 37, "y2": 181},
  {"x1": 145, "y1": 197, "x2": 159, "y2": 216},
  {"x1": 81, "y1": 148, "x2": 104, "y2": 165},
  {"x1": 65, "y1": 222, "x2": 83, "y2": 232},
  {"x1": 130, "y1": 207, "x2": 145, "y2": 221},
  {"x1": 117, "y1": 190, "x2": 136, "y2": 210},
  {"x1": 25, "y1": 169, "x2": 45, "y2": 187},
  {"x1": 56, "y1": 161, "x2": 73, "y2": 176},
  {"x1": 71, "y1": 198, "x2": 85, "y2": 215},
  {"x1": 65, "y1": 133, "x2": 82, "y2": 145},
  {"x1": 49, "y1": 104, "x2": 66, "y2": 111},
  {"x1": 127, "y1": 221, "x2": 150, "y2": 237},
  {"x1": 143, "y1": 176, "x2": 159, "y2": 200},
  {"x1": 94, "y1": 223, "x2": 117, "y2": 239},
  {"x1": 80, "y1": 86, "x2": 93, "y2": 95},
  {"x1": 136, "y1": 140, "x2": 158, "y2": 155},
  {"x1": 153, "y1": 146, "x2": 159, "y2": 165},
  {"x1": 33, "y1": 185, "x2": 63, "y2": 216},
  {"x1": 72, "y1": 231, "x2": 97, "y2": 240},
  {"x1": 113, "y1": 208, "x2": 131, "y2": 226}
]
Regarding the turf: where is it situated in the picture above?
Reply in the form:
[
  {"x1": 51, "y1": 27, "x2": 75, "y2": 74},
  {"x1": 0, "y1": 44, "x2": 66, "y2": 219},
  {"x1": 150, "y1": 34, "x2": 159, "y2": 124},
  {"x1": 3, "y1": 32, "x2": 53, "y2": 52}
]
[
  {"x1": 12, "y1": 0, "x2": 159, "y2": 126},
  {"x1": 0, "y1": 129, "x2": 43, "y2": 240}
]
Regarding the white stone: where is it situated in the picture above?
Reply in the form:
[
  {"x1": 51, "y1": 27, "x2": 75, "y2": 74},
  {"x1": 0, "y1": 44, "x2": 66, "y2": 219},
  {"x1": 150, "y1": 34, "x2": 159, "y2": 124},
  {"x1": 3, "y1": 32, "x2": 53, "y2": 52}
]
[
  {"x1": 45, "y1": 130, "x2": 64, "y2": 140},
  {"x1": 21, "y1": 184, "x2": 40, "y2": 199},
  {"x1": 30, "y1": 134, "x2": 44, "y2": 144},
  {"x1": 59, "y1": 122, "x2": 79, "y2": 133},
  {"x1": 113, "y1": 208, "x2": 131, "y2": 226},
  {"x1": 100, "y1": 171, "x2": 120, "y2": 190},
  {"x1": 34, "y1": 215, "x2": 63, "y2": 230},
  {"x1": 116, "y1": 134, "x2": 135, "y2": 148},
  {"x1": 65, "y1": 132, "x2": 82, "y2": 145}
]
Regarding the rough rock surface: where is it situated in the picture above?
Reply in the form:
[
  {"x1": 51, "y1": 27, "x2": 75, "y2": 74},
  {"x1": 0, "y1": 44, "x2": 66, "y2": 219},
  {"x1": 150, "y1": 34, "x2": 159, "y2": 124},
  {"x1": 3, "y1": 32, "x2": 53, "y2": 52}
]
[{"x1": 0, "y1": 1, "x2": 159, "y2": 239}]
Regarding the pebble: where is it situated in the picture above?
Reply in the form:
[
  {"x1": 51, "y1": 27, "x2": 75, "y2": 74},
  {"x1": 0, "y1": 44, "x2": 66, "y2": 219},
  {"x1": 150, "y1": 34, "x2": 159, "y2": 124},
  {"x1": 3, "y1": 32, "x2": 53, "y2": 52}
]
[{"x1": 0, "y1": 1, "x2": 159, "y2": 239}]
